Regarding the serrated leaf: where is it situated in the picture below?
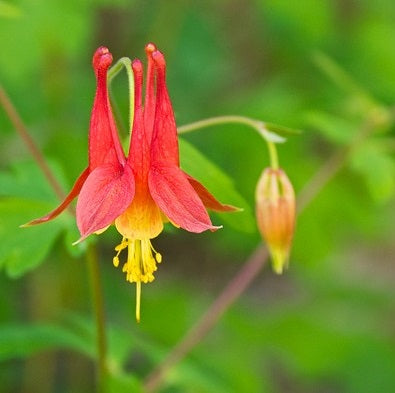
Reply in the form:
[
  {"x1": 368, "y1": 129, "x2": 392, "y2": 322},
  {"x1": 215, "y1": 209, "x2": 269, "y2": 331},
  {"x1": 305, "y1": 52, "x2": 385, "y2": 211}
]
[
  {"x1": 0, "y1": 323, "x2": 94, "y2": 361},
  {"x1": 0, "y1": 198, "x2": 64, "y2": 277},
  {"x1": 179, "y1": 139, "x2": 255, "y2": 233}
]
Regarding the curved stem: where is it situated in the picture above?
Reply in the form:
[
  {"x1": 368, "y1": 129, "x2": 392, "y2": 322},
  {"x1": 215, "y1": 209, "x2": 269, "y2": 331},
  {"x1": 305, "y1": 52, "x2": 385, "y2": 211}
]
[
  {"x1": 144, "y1": 114, "x2": 382, "y2": 392},
  {"x1": 87, "y1": 243, "x2": 108, "y2": 391},
  {"x1": 177, "y1": 115, "x2": 262, "y2": 134},
  {"x1": 108, "y1": 57, "x2": 134, "y2": 131},
  {"x1": 178, "y1": 115, "x2": 290, "y2": 142},
  {"x1": 178, "y1": 115, "x2": 282, "y2": 169}
]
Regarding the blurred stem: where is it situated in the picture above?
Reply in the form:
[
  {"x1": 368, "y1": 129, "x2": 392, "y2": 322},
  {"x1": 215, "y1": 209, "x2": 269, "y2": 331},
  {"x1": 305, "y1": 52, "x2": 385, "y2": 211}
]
[
  {"x1": 144, "y1": 111, "x2": 384, "y2": 392},
  {"x1": 144, "y1": 246, "x2": 269, "y2": 392},
  {"x1": 297, "y1": 114, "x2": 379, "y2": 213},
  {"x1": 0, "y1": 85, "x2": 65, "y2": 200},
  {"x1": 180, "y1": 115, "x2": 288, "y2": 141},
  {"x1": 178, "y1": 115, "x2": 284, "y2": 168},
  {"x1": 267, "y1": 141, "x2": 279, "y2": 169},
  {"x1": 178, "y1": 115, "x2": 262, "y2": 134},
  {"x1": 87, "y1": 243, "x2": 108, "y2": 391}
]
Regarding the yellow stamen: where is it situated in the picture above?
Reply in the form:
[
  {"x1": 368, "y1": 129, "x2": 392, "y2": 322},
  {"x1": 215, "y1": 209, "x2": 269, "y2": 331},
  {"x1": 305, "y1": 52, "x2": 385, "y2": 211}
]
[
  {"x1": 113, "y1": 237, "x2": 128, "y2": 267},
  {"x1": 136, "y1": 282, "x2": 141, "y2": 323},
  {"x1": 113, "y1": 237, "x2": 163, "y2": 322}
]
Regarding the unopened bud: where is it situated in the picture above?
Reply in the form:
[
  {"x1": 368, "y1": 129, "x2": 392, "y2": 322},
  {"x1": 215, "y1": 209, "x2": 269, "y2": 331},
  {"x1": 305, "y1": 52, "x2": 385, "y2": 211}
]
[{"x1": 255, "y1": 168, "x2": 295, "y2": 274}]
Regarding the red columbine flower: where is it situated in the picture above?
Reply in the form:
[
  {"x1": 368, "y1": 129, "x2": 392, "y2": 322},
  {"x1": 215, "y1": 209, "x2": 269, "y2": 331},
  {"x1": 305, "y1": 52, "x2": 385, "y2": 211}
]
[
  {"x1": 24, "y1": 47, "x2": 134, "y2": 227},
  {"x1": 255, "y1": 168, "x2": 295, "y2": 274},
  {"x1": 26, "y1": 44, "x2": 236, "y2": 321}
]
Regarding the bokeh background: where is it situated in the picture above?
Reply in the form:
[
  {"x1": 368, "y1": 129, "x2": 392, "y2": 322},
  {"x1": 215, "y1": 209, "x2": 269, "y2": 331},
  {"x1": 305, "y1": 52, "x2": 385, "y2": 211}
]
[{"x1": 1, "y1": 0, "x2": 395, "y2": 392}]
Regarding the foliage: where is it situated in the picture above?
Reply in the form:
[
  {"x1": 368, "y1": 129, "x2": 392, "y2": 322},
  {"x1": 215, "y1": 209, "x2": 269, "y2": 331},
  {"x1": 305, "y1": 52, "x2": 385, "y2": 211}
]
[{"x1": 1, "y1": 1, "x2": 394, "y2": 392}]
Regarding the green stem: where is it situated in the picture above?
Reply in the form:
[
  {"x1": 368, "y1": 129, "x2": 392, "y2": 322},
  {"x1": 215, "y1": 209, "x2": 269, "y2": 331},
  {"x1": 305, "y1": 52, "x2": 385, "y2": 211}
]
[
  {"x1": 267, "y1": 141, "x2": 279, "y2": 169},
  {"x1": 108, "y1": 57, "x2": 134, "y2": 131},
  {"x1": 177, "y1": 115, "x2": 262, "y2": 135},
  {"x1": 86, "y1": 243, "x2": 108, "y2": 391},
  {"x1": 178, "y1": 115, "x2": 282, "y2": 168},
  {"x1": 109, "y1": 89, "x2": 128, "y2": 139},
  {"x1": 143, "y1": 112, "x2": 383, "y2": 392},
  {"x1": 178, "y1": 115, "x2": 288, "y2": 142}
]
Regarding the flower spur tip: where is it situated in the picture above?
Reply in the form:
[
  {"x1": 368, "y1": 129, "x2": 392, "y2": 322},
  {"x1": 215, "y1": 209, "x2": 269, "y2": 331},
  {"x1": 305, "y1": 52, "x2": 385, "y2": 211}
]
[
  {"x1": 96, "y1": 46, "x2": 109, "y2": 55},
  {"x1": 92, "y1": 46, "x2": 113, "y2": 71},
  {"x1": 132, "y1": 59, "x2": 143, "y2": 73},
  {"x1": 145, "y1": 43, "x2": 157, "y2": 54},
  {"x1": 151, "y1": 50, "x2": 166, "y2": 68}
]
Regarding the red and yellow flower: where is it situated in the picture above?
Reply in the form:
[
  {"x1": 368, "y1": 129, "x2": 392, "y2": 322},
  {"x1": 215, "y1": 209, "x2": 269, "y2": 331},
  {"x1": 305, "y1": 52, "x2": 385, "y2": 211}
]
[{"x1": 26, "y1": 44, "x2": 236, "y2": 321}]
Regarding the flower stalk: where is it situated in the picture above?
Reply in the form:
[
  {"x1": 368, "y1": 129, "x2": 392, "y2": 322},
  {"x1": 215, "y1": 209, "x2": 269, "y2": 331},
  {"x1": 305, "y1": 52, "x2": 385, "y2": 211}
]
[
  {"x1": 86, "y1": 242, "x2": 108, "y2": 390},
  {"x1": 108, "y1": 57, "x2": 135, "y2": 130},
  {"x1": 144, "y1": 107, "x2": 386, "y2": 391},
  {"x1": 267, "y1": 140, "x2": 279, "y2": 170},
  {"x1": 177, "y1": 114, "x2": 284, "y2": 171}
]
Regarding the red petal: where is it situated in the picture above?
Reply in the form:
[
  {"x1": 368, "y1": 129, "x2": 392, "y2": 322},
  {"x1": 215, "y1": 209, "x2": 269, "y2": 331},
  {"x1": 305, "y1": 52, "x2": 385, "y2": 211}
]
[
  {"x1": 143, "y1": 43, "x2": 157, "y2": 142},
  {"x1": 89, "y1": 47, "x2": 125, "y2": 170},
  {"x1": 148, "y1": 165, "x2": 220, "y2": 233},
  {"x1": 128, "y1": 59, "x2": 150, "y2": 181},
  {"x1": 185, "y1": 173, "x2": 240, "y2": 212},
  {"x1": 76, "y1": 163, "x2": 135, "y2": 240},
  {"x1": 150, "y1": 50, "x2": 179, "y2": 167},
  {"x1": 22, "y1": 167, "x2": 89, "y2": 226}
]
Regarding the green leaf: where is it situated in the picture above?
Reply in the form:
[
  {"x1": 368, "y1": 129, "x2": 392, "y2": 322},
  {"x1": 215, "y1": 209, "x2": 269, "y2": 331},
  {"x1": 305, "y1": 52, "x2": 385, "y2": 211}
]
[
  {"x1": 350, "y1": 144, "x2": 395, "y2": 202},
  {"x1": 105, "y1": 373, "x2": 142, "y2": 393},
  {"x1": 264, "y1": 122, "x2": 302, "y2": 137},
  {"x1": 305, "y1": 111, "x2": 358, "y2": 144},
  {"x1": 0, "y1": 1, "x2": 21, "y2": 18},
  {"x1": 0, "y1": 323, "x2": 94, "y2": 361},
  {"x1": 179, "y1": 139, "x2": 255, "y2": 233},
  {"x1": 313, "y1": 52, "x2": 377, "y2": 109},
  {"x1": 0, "y1": 198, "x2": 64, "y2": 277},
  {"x1": 0, "y1": 159, "x2": 85, "y2": 266},
  {"x1": 0, "y1": 160, "x2": 64, "y2": 201}
]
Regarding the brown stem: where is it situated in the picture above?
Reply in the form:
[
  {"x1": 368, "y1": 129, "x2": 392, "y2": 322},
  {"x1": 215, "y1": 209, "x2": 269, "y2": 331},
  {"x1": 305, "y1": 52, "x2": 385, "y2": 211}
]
[
  {"x1": 144, "y1": 116, "x2": 380, "y2": 392},
  {"x1": 0, "y1": 85, "x2": 65, "y2": 200},
  {"x1": 144, "y1": 246, "x2": 269, "y2": 392}
]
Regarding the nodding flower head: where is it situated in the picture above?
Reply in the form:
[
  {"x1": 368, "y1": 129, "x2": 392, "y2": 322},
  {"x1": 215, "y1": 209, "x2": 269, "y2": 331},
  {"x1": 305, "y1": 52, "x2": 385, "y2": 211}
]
[
  {"x1": 255, "y1": 168, "x2": 295, "y2": 274},
  {"x1": 24, "y1": 44, "x2": 238, "y2": 322}
]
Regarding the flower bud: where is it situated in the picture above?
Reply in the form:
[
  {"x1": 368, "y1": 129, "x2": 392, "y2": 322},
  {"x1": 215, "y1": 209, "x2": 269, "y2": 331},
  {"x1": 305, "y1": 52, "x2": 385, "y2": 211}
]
[{"x1": 255, "y1": 168, "x2": 295, "y2": 274}]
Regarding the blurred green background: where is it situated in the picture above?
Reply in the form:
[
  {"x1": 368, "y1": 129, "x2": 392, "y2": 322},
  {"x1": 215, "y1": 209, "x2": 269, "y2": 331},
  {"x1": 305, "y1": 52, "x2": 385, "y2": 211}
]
[{"x1": 1, "y1": 0, "x2": 395, "y2": 392}]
